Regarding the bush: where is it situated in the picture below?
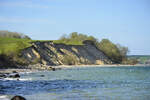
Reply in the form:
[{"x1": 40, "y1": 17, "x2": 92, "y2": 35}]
[
  {"x1": 57, "y1": 32, "x2": 129, "y2": 64},
  {"x1": 0, "y1": 31, "x2": 32, "y2": 67},
  {"x1": 98, "y1": 39, "x2": 123, "y2": 63},
  {"x1": 0, "y1": 30, "x2": 31, "y2": 39},
  {"x1": 61, "y1": 55, "x2": 77, "y2": 65},
  {"x1": 54, "y1": 32, "x2": 98, "y2": 45},
  {"x1": 122, "y1": 58, "x2": 139, "y2": 65}
]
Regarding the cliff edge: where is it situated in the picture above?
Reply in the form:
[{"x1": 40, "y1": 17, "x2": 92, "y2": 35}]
[{"x1": 22, "y1": 40, "x2": 112, "y2": 66}]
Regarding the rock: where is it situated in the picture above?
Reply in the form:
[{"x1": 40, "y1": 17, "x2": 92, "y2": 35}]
[
  {"x1": 5, "y1": 73, "x2": 10, "y2": 75},
  {"x1": 52, "y1": 68, "x2": 56, "y2": 71},
  {"x1": 9, "y1": 74, "x2": 20, "y2": 78},
  {"x1": 0, "y1": 74, "x2": 7, "y2": 78},
  {"x1": 40, "y1": 75, "x2": 45, "y2": 77},
  {"x1": 11, "y1": 96, "x2": 26, "y2": 100}
]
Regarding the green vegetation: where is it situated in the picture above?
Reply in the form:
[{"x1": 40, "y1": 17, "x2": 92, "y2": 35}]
[
  {"x1": 122, "y1": 58, "x2": 139, "y2": 65},
  {"x1": 0, "y1": 31, "x2": 32, "y2": 66},
  {"x1": 0, "y1": 30, "x2": 31, "y2": 39},
  {"x1": 53, "y1": 32, "x2": 98, "y2": 45},
  {"x1": 98, "y1": 39, "x2": 123, "y2": 63},
  {"x1": 0, "y1": 30, "x2": 32, "y2": 56},
  {"x1": 0, "y1": 30, "x2": 138, "y2": 67},
  {"x1": 0, "y1": 37, "x2": 31, "y2": 66},
  {"x1": 56, "y1": 32, "x2": 129, "y2": 64},
  {"x1": 0, "y1": 37, "x2": 32, "y2": 55},
  {"x1": 61, "y1": 55, "x2": 77, "y2": 65},
  {"x1": 128, "y1": 55, "x2": 150, "y2": 64}
]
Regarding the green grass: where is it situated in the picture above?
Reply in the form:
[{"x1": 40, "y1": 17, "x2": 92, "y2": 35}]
[
  {"x1": 52, "y1": 40, "x2": 83, "y2": 45},
  {"x1": 32, "y1": 39, "x2": 83, "y2": 45},
  {"x1": 0, "y1": 38, "x2": 84, "y2": 56},
  {"x1": 0, "y1": 37, "x2": 32, "y2": 56}
]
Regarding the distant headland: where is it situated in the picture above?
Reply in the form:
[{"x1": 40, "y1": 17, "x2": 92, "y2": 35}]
[{"x1": 0, "y1": 30, "x2": 142, "y2": 69}]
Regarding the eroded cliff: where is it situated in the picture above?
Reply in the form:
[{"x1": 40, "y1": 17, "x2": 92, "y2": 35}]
[{"x1": 22, "y1": 40, "x2": 112, "y2": 66}]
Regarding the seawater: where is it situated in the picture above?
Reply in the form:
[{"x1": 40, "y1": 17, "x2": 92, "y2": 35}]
[{"x1": 0, "y1": 66, "x2": 150, "y2": 100}]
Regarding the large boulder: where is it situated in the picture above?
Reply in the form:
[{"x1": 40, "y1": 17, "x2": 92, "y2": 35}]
[
  {"x1": 9, "y1": 74, "x2": 20, "y2": 78},
  {"x1": 11, "y1": 96, "x2": 26, "y2": 100},
  {"x1": 0, "y1": 74, "x2": 7, "y2": 78}
]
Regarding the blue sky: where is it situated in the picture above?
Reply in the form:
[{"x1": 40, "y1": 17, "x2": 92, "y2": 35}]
[{"x1": 0, "y1": 0, "x2": 150, "y2": 55}]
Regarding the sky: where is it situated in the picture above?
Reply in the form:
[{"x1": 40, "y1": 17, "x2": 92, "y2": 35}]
[{"x1": 0, "y1": 0, "x2": 150, "y2": 55}]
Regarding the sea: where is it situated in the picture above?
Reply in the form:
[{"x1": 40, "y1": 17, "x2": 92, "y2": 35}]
[{"x1": 0, "y1": 66, "x2": 150, "y2": 100}]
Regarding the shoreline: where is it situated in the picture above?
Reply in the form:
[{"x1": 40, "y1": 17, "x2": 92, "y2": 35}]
[
  {"x1": 55, "y1": 64, "x2": 150, "y2": 69},
  {"x1": 0, "y1": 64, "x2": 149, "y2": 74},
  {"x1": 0, "y1": 68, "x2": 38, "y2": 75}
]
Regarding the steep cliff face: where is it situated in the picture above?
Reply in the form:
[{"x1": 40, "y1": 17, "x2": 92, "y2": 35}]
[{"x1": 22, "y1": 41, "x2": 112, "y2": 66}]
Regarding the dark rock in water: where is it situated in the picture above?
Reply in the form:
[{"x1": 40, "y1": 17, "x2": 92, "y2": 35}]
[
  {"x1": 11, "y1": 96, "x2": 26, "y2": 100},
  {"x1": 0, "y1": 74, "x2": 7, "y2": 78},
  {"x1": 9, "y1": 74, "x2": 20, "y2": 78},
  {"x1": 14, "y1": 74, "x2": 20, "y2": 78},
  {"x1": 40, "y1": 75, "x2": 45, "y2": 77},
  {"x1": 52, "y1": 68, "x2": 56, "y2": 71},
  {"x1": 5, "y1": 73, "x2": 10, "y2": 75}
]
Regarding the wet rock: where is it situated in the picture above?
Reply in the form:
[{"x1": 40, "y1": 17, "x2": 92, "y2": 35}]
[
  {"x1": 52, "y1": 68, "x2": 56, "y2": 71},
  {"x1": 9, "y1": 74, "x2": 20, "y2": 78},
  {"x1": 0, "y1": 74, "x2": 7, "y2": 78},
  {"x1": 11, "y1": 95, "x2": 26, "y2": 100},
  {"x1": 5, "y1": 73, "x2": 10, "y2": 75},
  {"x1": 40, "y1": 75, "x2": 45, "y2": 77}
]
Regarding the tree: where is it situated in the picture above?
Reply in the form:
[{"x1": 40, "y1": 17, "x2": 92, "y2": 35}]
[
  {"x1": 0, "y1": 30, "x2": 31, "y2": 39},
  {"x1": 117, "y1": 44, "x2": 129, "y2": 58},
  {"x1": 58, "y1": 33, "x2": 129, "y2": 64},
  {"x1": 98, "y1": 39, "x2": 122, "y2": 63},
  {"x1": 58, "y1": 32, "x2": 98, "y2": 45}
]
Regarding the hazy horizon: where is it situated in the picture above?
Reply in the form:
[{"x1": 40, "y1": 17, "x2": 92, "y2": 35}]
[{"x1": 0, "y1": 0, "x2": 150, "y2": 55}]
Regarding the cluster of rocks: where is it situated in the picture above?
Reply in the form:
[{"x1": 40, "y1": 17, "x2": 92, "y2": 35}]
[
  {"x1": 27, "y1": 64, "x2": 61, "y2": 71},
  {"x1": 0, "y1": 64, "x2": 62, "y2": 79},
  {"x1": 0, "y1": 71, "x2": 20, "y2": 79}
]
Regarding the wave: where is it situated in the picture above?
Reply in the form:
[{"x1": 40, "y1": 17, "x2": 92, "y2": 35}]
[
  {"x1": 0, "y1": 95, "x2": 9, "y2": 100},
  {"x1": 1, "y1": 78, "x2": 32, "y2": 81}
]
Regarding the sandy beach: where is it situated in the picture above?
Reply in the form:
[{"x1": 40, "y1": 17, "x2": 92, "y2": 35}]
[{"x1": 55, "y1": 64, "x2": 149, "y2": 69}]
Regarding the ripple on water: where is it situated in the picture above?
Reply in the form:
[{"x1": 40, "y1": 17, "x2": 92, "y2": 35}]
[{"x1": 0, "y1": 66, "x2": 150, "y2": 100}]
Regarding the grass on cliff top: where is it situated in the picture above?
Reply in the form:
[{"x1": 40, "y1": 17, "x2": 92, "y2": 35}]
[
  {"x1": 0, "y1": 38, "x2": 83, "y2": 56},
  {"x1": 32, "y1": 40, "x2": 83, "y2": 45},
  {"x1": 0, "y1": 37, "x2": 32, "y2": 56},
  {"x1": 52, "y1": 40, "x2": 83, "y2": 45}
]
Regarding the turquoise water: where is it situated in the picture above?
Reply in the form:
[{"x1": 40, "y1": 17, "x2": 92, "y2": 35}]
[{"x1": 1, "y1": 66, "x2": 150, "y2": 100}]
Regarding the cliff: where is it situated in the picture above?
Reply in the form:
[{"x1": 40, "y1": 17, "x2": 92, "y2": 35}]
[{"x1": 22, "y1": 40, "x2": 112, "y2": 66}]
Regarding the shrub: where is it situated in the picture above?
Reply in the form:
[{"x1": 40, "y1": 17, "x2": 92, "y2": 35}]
[
  {"x1": 61, "y1": 55, "x2": 77, "y2": 65},
  {"x1": 98, "y1": 39, "x2": 122, "y2": 63},
  {"x1": 0, "y1": 30, "x2": 31, "y2": 39}
]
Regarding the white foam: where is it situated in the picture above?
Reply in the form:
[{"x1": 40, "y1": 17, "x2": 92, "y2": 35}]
[
  {"x1": 0, "y1": 95, "x2": 9, "y2": 100},
  {"x1": 3, "y1": 78, "x2": 32, "y2": 81},
  {"x1": 20, "y1": 71, "x2": 33, "y2": 74},
  {"x1": 19, "y1": 78, "x2": 32, "y2": 81}
]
